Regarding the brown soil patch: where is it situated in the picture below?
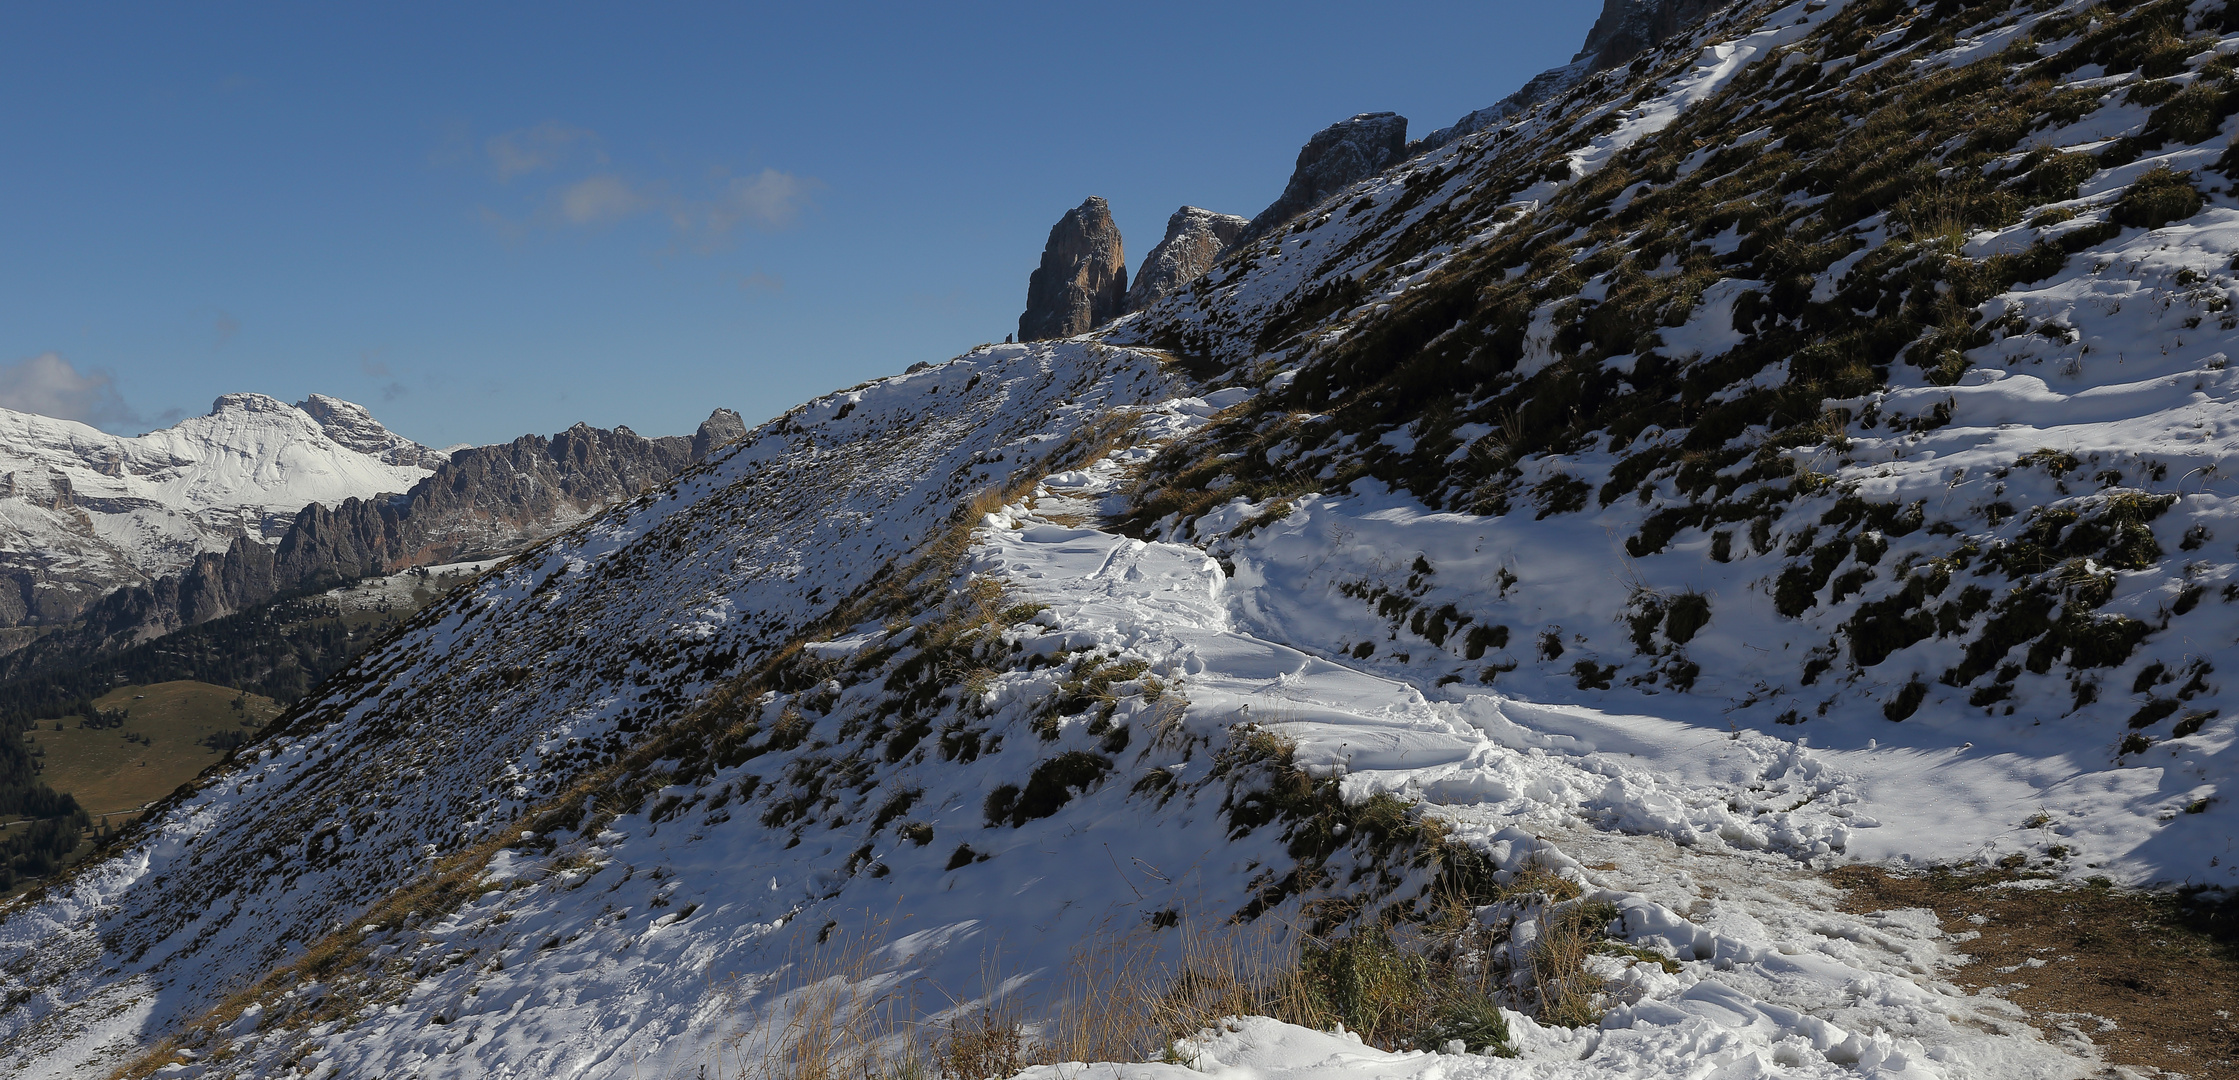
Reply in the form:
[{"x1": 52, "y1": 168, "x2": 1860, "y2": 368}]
[{"x1": 1837, "y1": 867, "x2": 2239, "y2": 1078}]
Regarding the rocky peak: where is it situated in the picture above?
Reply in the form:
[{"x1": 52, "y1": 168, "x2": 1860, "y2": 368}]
[
  {"x1": 1417, "y1": 0, "x2": 1718, "y2": 150},
  {"x1": 1237, "y1": 113, "x2": 1409, "y2": 246},
  {"x1": 692, "y1": 408, "x2": 747, "y2": 461},
  {"x1": 209, "y1": 392, "x2": 292, "y2": 415},
  {"x1": 1578, "y1": 0, "x2": 1718, "y2": 70},
  {"x1": 295, "y1": 393, "x2": 448, "y2": 469},
  {"x1": 1124, "y1": 206, "x2": 1248, "y2": 314},
  {"x1": 1017, "y1": 196, "x2": 1128, "y2": 342}
]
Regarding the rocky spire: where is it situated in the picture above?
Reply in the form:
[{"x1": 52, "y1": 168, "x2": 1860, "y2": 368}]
[
  {"x1": 1124, "y1": 206, "x2": 1248, "y2": 314},
  {"x1": 1237, "y1": 113, "x2": 1409, "y2": 246},
  {"x1": 1018, "y1": 197, "x2": 1128, "y2": 342},
  {"x1": 691, "y1": 408, "x2": 746, "y2": 461}
]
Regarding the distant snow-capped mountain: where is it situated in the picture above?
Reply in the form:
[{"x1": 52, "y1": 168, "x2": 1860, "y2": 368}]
[{"x1": 0, "y1": 392, "x2": 440, "y2": 626}]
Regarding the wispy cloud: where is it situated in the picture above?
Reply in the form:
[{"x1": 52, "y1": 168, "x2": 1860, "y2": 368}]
[
  {"x1": 358, "y1": 354, "x2": 406, "y2": 401},
  {"x1": 704, "y1": 168, "x2": 816, "y2": 233},
  {"x1": 214, "y1": 311, "x2": 240, "y2": 347},
  {"x1": 0, "y1": 353, "x2": 141, "y2": 428},
  {"x1": 558, "y1": 174, "x2": 650, "y2": 225},
  {"x1": 485, "y1": 121, "x2": 601, "y2": 181},
  {"x1": 739, "y1": 271, "x2": 785, "y2": 293},
  {"x1": 552, "y1": 168, "x2": 819, "y2": 244},
  {"x1": 451, "y1": 121, "x2": 818, "y2": 251}
]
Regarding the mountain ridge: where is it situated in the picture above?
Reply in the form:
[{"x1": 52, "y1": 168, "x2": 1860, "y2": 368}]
[
  {"x1": 0, "y1": 393, "x2": 439, "y2": 628},
  {"x1": 0, "y1": 408, "x2": 748, "y2": 679}
]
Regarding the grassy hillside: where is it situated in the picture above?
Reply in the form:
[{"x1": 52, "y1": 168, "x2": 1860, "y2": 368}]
[{"x1": 22, "y1": 682, "x2": 284, "y2": 821}]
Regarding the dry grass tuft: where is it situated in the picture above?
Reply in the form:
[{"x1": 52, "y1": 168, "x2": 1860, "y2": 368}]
[{"x1": 1837, "y1": 867, "x2": 2239, "y2": 1079}]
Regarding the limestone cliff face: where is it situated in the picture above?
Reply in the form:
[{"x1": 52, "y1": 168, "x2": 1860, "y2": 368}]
[
  {"x1": 691, "y1": 408, "x2": 746, "y2": 461},
  {"x1": 1124, "y1": 206, "x2": 1248, "y2": 314},
  {"x1": 295, "y1": 394, "x2": 451, "y2": 468},
  {"x1": 1578, "y1": 0, "x2": 1720, "y2": 68},
  {"x1": 1238, "y1": 113, "x2": 1409, "y2": 245},
  {"x1": 1018, "y1": 197, "x2": 1128, "y2": 341}
]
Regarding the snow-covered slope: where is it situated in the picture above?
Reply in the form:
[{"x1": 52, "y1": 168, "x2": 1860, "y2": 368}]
[
  {"x1": 0, "y1": 393, "x2": 439, "y2": 625},
  {"x1": 1, "y1": 347, "x2": 2082, "y2": 1080},
  {"x1": 4, "y1": 0, "x2": 2238, "y2": 1076}
]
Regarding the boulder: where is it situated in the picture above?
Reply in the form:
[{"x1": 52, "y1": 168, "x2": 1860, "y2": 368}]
[
  {"x1": 1124, "y1": 207, "x2": 1248, "y2": 313},
  {"x1": 1238, "y1": 113, "x2": 1408, "y2": 245},
  {"x1": 1018, "y1": 197, "x2": 1129, "y2": 342}
]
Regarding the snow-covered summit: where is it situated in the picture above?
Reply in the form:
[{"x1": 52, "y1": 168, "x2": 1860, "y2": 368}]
[
  {"x1": 294, "y1": 393, "x2": 449, "y2": 468},
  {"x1": 0, "y1": 392, "x2": 439, "y2": 626}
]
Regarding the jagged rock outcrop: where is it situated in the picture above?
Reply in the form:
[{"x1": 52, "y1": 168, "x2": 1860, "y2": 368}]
[
  {"x1": 1579, "y1": 0, "x2": 1719, "y2": 66},
  {"x1": 1418, "y1": 0, "x2": 1718, "y2": 150},
  {"x1": 294, "y1": 394, "x2": 451, "y2": 468},
  {"x1": 1018, "y1": 197, "x2": 1128, "y2": 341},
  {"x1": 1124, "y1": 207, "x2": 1248, "y2": 314},
  {"x1": 691, "y1": 408, "x2": 746, "y2": 461},
  {"x1": 0, "y1": 409, "x2": 742, "y2": 676},
  {"x1": 1237, "y1": 113, "x2": 1409, "y2": 245}
]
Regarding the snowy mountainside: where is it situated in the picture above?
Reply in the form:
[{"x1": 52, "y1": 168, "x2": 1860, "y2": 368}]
[
  {"x1": 2, "y1": 0, "x2": 2238, "y2": 1076},
  {"x1": 1, "y1": 362, "x2": 2084, "y2": 1079},
  {"x1": 1113, "y1": 0, "x2": 2239, "y2": 875},
  {"x1": 0, "y1": 393, "x2": 439, "y2": 626},
  {"x1": 0, "y1": 341, "x2": 1191, "y2": 1076}
]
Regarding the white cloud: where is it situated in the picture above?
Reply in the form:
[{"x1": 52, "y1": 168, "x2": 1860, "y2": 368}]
[
  {"x1": 486, "y1": 121, "x2": 600, "y2": 181},
  {"x1": 463, "y1": 122, "x2": 819, "y2": 250},
  {"x1": 559, "y1": 175, "x2": 649, "y2": 225},
  {"x1": 0, "y1": 353, "x2": 139, "y2": 428},
  {"x1": 705, "y1": 168, "x2": 816, "y2": 233},
  {"x1": 545, "y1": 168, "x2": 817, "y2": 245}
]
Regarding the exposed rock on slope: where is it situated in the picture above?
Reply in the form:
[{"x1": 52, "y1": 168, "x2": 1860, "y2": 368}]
[
  {"x1": 1237, "y1": 112, "x2": 1408, "y2": 244},
  {"x1": 292, "y1": 394, "x2": 450, "y2": 468},
  {"x1": 689, "y1": 406, "x2": 745, "y2": 460},
  {"x1": 1579, "y1": 0, "x2": 1720, "y2": 62},
  {"x1": 1419, "y1": 0, "x2": 1718, "y2": 150},
  {"x1": 1018, "y1": 196, "x2": 1129, "y2": 341},
  {"x1": 0, "y1": 393, "x2": 438, "y2": 629},
  {"x1": 1124, "y1": 205, "x2": 1249, "y2": 313},
  {"x1": 0, "y1": 409, "x2": 740, "y2": 674}
]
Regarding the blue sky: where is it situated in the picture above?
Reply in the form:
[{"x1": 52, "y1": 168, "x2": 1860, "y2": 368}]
[{"x1": 0, "y1": 3, "x2": 1600, "y2": 448}]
